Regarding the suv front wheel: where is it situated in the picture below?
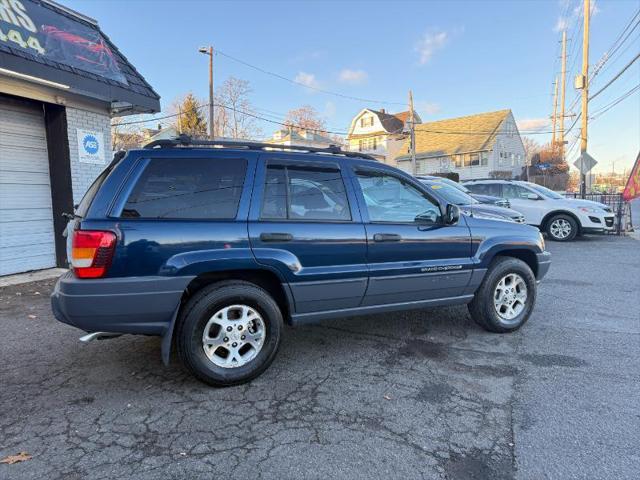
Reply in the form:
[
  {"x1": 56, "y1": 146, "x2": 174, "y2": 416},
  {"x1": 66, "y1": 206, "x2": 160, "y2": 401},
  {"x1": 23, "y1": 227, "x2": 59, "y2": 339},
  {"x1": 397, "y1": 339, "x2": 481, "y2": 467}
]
[
  {"x1": 176, "y1": 280, "x2": 283, "y2": 387},
  {"x1": 468, "y1": 257, "x2": 537, "y2": 333},
  {"x1": 546, "y1": 213, "x2": 578, "y2": 241}
]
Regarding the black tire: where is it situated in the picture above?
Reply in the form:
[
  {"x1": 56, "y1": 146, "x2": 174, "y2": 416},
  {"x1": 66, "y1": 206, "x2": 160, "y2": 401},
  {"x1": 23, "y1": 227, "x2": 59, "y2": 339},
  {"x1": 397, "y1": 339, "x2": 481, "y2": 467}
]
[
  {"x1": 176, "y1": 280, "x2": 283, "y2": 387},
  {"x1": 545, "y1": 213, "x2": 578, "y2": 241},
  {"x1": 468, "y1": 257, "x2": 537, "y2": 333}
]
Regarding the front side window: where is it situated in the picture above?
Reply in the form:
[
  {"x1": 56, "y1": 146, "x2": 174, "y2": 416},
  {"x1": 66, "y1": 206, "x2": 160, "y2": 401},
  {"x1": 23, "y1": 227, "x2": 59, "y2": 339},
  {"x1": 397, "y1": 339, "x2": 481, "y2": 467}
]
[
  {"x1": 502, "y1": 184, "x2": 532, "y2": 199},
  {"x1": 356, "y1": 171, "x2": 440, "y2": 223},
  {"x1": 528, "y1": 183, "x2": 564, "y2": 199},
  {"x1": 261, "y1": 165, "x2": 351, "y2": 221},
  {"x1": 122, "y1": 158, "x2": 246, "y2": 219}
]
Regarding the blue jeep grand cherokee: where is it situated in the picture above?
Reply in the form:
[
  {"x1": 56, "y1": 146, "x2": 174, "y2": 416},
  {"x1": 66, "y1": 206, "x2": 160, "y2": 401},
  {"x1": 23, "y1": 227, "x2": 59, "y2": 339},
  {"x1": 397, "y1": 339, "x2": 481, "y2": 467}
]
[{"x1": 52, "y1": 137, "x2": 551, "y2": 386}]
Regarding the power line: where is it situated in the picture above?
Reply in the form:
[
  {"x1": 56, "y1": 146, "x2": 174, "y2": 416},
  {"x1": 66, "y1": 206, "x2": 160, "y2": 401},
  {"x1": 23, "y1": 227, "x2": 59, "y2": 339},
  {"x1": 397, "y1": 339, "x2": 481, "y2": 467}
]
[
  {"x1": 591, "y1": 83, "x2": 640, "y2": 119},
  {"x1": 589, "y1": 52, "x2": 640, "y2": 101},
  {"x1": 566, "y1": 9, "x2": 639, "y2": 115},
  {"x1": 590, "y1": 13, "x2": 639, "y2": 82},
  {"x1": 215, "y1": 49, "x2": 406, "y2": 106}
]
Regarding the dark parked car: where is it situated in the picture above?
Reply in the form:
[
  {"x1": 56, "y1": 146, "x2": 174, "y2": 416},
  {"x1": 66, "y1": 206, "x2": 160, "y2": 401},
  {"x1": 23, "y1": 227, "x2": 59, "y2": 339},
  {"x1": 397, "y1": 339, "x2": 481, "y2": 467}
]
[
  {"x1": 418, "y1": 179, "x2": 526, "y2": 224},
  {"x1": 416, "y1": 175, "x2": 511, "y2": 208},
  {"x1": 52, "y1": 138, "x2": 551, "y2": 386}
]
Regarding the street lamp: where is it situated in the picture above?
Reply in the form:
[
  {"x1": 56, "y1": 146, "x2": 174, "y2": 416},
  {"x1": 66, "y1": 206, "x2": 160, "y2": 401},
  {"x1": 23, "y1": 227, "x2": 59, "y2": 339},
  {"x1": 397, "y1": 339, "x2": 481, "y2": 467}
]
[{"x1": 198, "y1": 45, "x2": 214, "y2": 140}]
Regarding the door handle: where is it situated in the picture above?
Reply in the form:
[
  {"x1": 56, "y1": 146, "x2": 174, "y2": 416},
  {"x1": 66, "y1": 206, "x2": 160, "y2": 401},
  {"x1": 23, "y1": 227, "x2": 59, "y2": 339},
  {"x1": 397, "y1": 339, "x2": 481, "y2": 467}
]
[
  {"x1": 260, "y1": 232, "x2": 293, "y2": 242},
  {"x1": 373, "y1": 233, "x2": 402, "y2": 242}
]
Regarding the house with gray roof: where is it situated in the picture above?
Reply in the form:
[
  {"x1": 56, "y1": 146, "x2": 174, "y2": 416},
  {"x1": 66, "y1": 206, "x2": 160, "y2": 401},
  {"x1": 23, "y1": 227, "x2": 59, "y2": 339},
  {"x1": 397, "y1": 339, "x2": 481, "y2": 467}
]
[{"x1": 395, "y1": 109, "x2": 526, "y2": 180}]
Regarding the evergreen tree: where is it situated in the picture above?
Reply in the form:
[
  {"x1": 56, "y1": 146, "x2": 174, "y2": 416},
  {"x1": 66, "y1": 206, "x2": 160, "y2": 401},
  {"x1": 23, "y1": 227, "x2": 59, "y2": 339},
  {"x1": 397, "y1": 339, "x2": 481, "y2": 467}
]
[{"x1": 174, "y1": 93, "x2": 207, "y2": 138}]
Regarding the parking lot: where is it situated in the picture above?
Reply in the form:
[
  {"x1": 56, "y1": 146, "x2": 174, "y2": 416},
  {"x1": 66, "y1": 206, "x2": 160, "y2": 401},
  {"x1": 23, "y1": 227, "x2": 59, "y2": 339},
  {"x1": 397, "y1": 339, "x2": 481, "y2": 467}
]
[{"x1": 1, "y1": 234, "x2": 638, "y2": 480}]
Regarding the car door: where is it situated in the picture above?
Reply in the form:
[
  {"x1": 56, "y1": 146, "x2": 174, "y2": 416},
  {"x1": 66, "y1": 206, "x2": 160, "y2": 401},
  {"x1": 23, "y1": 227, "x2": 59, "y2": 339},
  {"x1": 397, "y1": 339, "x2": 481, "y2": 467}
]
[
  {"x1": 502, "y1": 183, "x2": 546, "y2": 226},
  {"x1": 352, "y1": 167, "x2": 473, "y2": 306},
  {"x1": 248, "y1": 156, "x2": 368, "y2": 314}
]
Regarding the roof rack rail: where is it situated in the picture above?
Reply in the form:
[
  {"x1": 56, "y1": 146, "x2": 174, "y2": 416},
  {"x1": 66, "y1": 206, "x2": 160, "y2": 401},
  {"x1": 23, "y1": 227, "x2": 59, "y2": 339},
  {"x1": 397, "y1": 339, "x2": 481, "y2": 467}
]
[
  {"x1": 144, "y1": 134, "x2": 377, "y2": 160},
  {"x1": 463, "y1": 177, "x2": 517, "y2": 182}
]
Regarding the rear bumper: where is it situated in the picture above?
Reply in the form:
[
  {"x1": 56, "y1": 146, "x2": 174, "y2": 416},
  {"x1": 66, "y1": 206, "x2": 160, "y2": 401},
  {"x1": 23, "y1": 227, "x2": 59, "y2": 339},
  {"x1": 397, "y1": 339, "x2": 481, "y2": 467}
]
[
  {"x1": 536, "y1": 251, "x2": 552, "y2": 281},
  {"x1": 51, "y1": 272, "x2": 193, "y2": 335}
]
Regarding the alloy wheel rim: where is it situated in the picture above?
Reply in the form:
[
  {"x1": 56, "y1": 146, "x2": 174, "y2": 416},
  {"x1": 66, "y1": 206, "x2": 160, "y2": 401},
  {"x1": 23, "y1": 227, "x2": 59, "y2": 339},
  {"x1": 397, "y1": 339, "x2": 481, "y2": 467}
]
[
  {"x1": 493, "y1": 273, "x2": 527, "y2": 323},
  {"x1": 550, "y1": 218, "x2": 572, "y2": 239},
  {"x1": 202, "y1": 305, "x2": 265, "y2": 368}
]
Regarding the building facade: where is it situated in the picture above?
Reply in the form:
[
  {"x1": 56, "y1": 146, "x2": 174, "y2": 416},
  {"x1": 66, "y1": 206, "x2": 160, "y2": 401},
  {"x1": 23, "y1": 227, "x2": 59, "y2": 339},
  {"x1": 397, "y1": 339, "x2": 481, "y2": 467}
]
[
  {"x1": 395, "y1": 110, "x2": 526, "y2": 181},
  {"x1": 346, "y1": 108, "x2": 421, "y2": 163},
  {"x1": 0, "y1": 0, "x2": 159, "y2": 276}
]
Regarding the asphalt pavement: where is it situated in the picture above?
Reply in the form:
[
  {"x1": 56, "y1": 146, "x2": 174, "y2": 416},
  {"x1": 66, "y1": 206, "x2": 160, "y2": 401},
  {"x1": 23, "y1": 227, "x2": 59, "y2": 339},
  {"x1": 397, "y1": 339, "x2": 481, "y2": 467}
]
[{"x1": 1, "y1": 235, "x2": 638, "y2": 479}]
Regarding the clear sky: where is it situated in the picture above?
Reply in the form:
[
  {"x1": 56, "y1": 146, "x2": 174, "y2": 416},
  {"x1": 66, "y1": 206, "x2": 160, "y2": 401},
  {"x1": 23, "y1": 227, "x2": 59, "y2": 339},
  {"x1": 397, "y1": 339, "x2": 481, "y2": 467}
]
[{"x1": 63, "y1": 0, "x2": 639, "y2": 173}]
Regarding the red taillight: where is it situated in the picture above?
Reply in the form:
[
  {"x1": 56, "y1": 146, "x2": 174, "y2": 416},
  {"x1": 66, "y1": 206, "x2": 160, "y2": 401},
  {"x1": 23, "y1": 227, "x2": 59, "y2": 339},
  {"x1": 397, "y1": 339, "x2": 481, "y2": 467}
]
[{"x1": 71, "y1": 230, "x2": 116, "y2": 278}]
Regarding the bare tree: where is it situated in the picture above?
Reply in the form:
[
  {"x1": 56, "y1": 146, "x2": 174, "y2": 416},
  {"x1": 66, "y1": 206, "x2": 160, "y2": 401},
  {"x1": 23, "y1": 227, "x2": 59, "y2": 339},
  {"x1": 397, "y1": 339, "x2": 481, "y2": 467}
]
[
  {"x1": 216, "y1": 77, "x2": 261, "y2": 139},
  {"x1": 284, "y1": 105, "x2": 326, "y2": 133},
  {"x1": 521, "y1": 136, "x2": 541, "y2": 163},
  {"x1": 111, "y1": 117, "x2": 144, "y2": 151}
]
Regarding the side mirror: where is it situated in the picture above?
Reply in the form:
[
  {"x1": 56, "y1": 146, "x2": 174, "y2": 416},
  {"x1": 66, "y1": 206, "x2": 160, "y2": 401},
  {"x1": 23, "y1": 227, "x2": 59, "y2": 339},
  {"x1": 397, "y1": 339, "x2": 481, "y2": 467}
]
[
  {"x1": 525, "y1": 193, "x2": 541, "y2": 200},
  {"x1": 415, "y1": 210, "x2": 439, "y2": 224},
  {"x1": 444, "y1": 204, "x2": 460, "y2": 225}
]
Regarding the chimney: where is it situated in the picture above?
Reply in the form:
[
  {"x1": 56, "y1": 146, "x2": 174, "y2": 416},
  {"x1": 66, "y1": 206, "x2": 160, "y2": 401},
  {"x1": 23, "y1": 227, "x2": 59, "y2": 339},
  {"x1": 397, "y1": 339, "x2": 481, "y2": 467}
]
[{"x1": 380, "y1": 108, "x2": 386, "y2": 114}]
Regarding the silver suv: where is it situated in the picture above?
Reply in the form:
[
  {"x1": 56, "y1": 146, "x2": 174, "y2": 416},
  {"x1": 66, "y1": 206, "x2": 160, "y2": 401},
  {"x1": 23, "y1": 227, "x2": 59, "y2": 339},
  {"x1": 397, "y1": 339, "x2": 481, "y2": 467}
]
[{"x1": 463, "y1": 180, "x2": 614, "y2": 241}]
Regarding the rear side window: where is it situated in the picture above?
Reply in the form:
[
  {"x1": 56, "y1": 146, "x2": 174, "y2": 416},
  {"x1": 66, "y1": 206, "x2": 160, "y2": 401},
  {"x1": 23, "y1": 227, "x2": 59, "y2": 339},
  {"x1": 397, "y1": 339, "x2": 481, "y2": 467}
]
[
  {"x1": 122, "y1": 158, "x2": 246, "y2": 219},
  {"x1": 261, "y1": 165, "x2": 351, "y2": 221}
]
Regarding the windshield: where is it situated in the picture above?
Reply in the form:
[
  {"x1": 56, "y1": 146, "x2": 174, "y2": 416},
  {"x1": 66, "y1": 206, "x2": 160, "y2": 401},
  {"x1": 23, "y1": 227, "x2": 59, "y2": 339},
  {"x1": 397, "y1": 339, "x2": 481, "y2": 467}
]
[
  {"x1": 526, "y1": 183, "x2": 564, "y2": 200},
  {"x1": 438, "y1": 177, "x2": 471, "y2": 193},
  {"x1": 423, "y1": 182, "x2": 478, "y2": 205}
]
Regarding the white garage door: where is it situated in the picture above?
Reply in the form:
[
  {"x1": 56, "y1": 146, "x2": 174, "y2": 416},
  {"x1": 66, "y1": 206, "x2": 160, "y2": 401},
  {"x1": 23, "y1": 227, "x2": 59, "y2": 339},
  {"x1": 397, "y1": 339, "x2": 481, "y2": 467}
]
[{"x1": 0, "y1": 101, "x2": 56, "y2": 276}]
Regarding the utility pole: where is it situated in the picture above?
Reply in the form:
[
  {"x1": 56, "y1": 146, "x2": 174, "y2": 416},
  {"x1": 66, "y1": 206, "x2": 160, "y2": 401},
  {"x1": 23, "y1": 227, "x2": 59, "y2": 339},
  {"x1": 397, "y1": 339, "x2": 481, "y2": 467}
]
[
  {"x1": 551, "y1": 76, "x2": 558, "y2": 147},
  {"x1": 409, "y1": 90, "x2": 416, "y2": 175},
  {"x1": 177, "y1": 105, "x2": 183, "y2": 134},
  {"x1": 199, "y1": 46, "x2": 215, "y2": 140},
  {"x1": 580, "y1": 0, "x2": 590, "y2": 198},
  {"x1": 559, "y1": 30, "x2": 567, "y2": 161}
]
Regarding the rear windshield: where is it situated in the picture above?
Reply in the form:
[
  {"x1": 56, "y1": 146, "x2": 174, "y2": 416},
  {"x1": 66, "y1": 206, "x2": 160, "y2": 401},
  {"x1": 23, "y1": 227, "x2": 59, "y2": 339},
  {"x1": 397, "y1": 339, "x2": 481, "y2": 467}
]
[
  {"x1": 121, "y1": 157, "x2": 247, "y2": 219},
  {"x1": 75, "y1": 163, "x2": 116, "y2": 217}
]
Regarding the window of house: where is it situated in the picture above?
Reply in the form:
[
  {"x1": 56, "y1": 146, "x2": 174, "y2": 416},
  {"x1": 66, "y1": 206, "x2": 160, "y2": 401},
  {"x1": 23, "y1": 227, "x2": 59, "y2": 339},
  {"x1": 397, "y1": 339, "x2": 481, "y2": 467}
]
[
  {"x1": 454, "y1": 154, "x2": 463, "y2": 168},
  {"x1": 355, "y1": 171, "x2": 440, "y2": 224},
  {"x1": 463, "y1": 153, "x2": 477, "y2": 167},
  {"x1": 358, "y1": 140, "x2": 364, "y2": 152},
  {"x1": 360, "y1": 116, "x2": 374, "y2": 128},
  {"x1": 481, "y1": 151, "x2": 489, "y2": 166},
  {"x1": 121, "y1": 157, "x2": 246, "y2": 219},
  {"x1": 261, "y1": 165, "x2": 351, "y2": 221}
]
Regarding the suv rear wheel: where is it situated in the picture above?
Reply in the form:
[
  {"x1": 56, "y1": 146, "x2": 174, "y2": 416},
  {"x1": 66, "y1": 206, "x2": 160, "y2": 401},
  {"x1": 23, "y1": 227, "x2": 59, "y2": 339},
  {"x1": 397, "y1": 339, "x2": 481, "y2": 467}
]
[
  {"x1": 176, "y1": 280, "x2": 283, "y2": 386},
  {"x1": 468, "y1": 257, "x2": 536, "y2": 333},
  {"x1": 546, "y1": 214, "x2": 578, "y2": 241}
]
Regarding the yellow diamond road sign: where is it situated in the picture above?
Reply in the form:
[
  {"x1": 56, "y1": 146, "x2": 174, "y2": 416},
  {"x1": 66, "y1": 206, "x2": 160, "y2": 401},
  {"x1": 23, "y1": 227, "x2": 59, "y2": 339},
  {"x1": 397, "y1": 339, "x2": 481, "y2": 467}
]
[{"x1": 574, "y1": 152, "x2": 597, "y2": 174}]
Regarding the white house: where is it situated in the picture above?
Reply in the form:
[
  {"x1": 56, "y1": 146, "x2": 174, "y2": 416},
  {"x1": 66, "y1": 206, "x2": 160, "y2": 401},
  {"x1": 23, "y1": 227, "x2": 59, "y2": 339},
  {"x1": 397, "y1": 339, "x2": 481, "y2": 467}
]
[
  {"x1": 346, "y1": 108, "x2": 421, "y2": 163},
  {"x1": 267, "y1": 128, "x2": 338, "y2": 148},
  {"x1": 395, "y1": 109, "x2": 526, "y2": 180}
]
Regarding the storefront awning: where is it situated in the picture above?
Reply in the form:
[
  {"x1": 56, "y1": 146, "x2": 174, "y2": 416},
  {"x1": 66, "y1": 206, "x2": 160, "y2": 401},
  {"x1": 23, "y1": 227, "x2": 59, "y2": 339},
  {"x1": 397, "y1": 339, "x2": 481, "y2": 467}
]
[{"x1": 0, "y1": 0, "x2": 160, "y2": 113}]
